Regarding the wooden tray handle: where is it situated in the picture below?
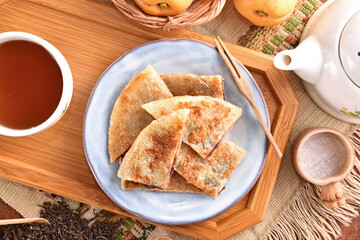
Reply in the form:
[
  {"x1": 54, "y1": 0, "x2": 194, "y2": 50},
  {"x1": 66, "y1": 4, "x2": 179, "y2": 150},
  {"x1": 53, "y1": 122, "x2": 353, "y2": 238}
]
[{"x1": 320, "y1": 182, "x2": 346, "y2": 208}]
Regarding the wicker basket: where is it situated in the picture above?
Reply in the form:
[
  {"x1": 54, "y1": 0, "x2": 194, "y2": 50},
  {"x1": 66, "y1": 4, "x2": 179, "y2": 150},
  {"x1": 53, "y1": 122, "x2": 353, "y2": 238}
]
[{"x1": 111, "y1": 0, "x2": 226, "y2": 31}]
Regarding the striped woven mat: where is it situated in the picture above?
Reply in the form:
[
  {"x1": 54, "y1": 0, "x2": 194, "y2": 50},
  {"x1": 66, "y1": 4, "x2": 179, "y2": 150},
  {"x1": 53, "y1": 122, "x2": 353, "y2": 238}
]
[{"x1": 237, "y1": 0, "x2": 323, "y2": 55}]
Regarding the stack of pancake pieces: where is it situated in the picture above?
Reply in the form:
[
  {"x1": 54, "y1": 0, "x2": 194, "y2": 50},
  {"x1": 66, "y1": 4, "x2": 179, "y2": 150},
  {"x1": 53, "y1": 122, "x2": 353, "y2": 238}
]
[{"x1": 108, "y1": 65, "x2": 246, "y2": 198}]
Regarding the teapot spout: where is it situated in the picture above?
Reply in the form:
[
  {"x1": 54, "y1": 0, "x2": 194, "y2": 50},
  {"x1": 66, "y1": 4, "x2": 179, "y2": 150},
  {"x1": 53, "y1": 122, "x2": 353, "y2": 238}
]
[{"x1": 274, "y1": 36, "x2": 323, "y2": 84}]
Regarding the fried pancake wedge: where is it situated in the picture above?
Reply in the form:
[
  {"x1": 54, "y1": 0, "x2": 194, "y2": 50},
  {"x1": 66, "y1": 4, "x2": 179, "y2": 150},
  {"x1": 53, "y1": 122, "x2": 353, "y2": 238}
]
[
  {"x1": 117, "y1": 109, "x2": 190, "y2": 189},
  {"x1": 175, "y1": 140, "x2": 246, "y2": 198},
  {"x1": 160, "y1": 73, "x2": 224, "y2": 99},
  {"x1": 142, "y1": 96, "x2": 242, "y2": 158},
  {"x1": 121, "y1": 172, "x2": 203, "y2": 193},
  {"x1": 108, "y1": 65, "x2": 172, "y2": 163}
]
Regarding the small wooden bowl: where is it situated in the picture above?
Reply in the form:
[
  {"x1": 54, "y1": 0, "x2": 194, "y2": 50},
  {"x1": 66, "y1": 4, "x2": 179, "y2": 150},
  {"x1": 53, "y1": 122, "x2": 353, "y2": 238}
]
[
  {"x1": 293, "y1": 127, "x2": 355, "y2": 208},
  {"x1": 111, "y1": 0, "x2": 226, "y2": 31}
]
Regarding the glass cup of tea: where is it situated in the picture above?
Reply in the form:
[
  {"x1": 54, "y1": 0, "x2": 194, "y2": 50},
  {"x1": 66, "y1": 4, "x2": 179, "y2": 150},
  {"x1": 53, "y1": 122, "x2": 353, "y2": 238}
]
[{"x1": 0, "y1": 32, "x2": 73, "y2": 137}]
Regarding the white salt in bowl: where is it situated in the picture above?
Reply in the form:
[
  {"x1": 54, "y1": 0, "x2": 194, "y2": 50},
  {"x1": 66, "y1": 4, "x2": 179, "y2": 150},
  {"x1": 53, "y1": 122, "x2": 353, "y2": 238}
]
[
  {"x1": 292, "y1": 127, "x2": 355, "y2": 208},
  {"x1": 292, "y1": 127, "x2": 355, "y2": 185}
]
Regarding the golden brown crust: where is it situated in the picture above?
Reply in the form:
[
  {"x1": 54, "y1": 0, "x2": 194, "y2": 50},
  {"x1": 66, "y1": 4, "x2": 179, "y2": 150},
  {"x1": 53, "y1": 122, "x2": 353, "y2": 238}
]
[
  {"x1": 117, "y1": 109, "x2": 190, "y2": 189},
  {"x1": 108, "y1": 65, "x2": 172, "y2": 163},
  {"x1": 142, "y1": 96, "x2": 242, "y2": 158},
  {"x1": 160, "y1": 74, "x2": 224, "y2": 99},
  {"x1": 175, "y1": 140, "x2": 246, "y2": 198},
  {"x1": 121, "y1": 172, "x2": 203, "y2": 193}
]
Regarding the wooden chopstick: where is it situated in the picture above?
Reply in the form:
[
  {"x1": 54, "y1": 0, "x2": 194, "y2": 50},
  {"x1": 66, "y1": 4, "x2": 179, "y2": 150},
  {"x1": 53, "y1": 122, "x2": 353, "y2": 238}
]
[{"x1": 214, "y1": 37, "x2": 283, "y2": 158}]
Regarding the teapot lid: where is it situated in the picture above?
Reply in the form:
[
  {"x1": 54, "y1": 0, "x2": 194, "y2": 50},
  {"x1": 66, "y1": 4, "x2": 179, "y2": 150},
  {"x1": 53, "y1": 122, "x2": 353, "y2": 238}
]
[{"x1": 339, "y1": 11, "x2": 360, "y2": 87}]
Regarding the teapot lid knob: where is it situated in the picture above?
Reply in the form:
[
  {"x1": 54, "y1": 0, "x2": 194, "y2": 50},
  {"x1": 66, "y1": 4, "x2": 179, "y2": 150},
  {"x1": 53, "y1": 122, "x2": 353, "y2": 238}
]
[{"x1": 340, "y1": 11, "x2": 360, "y2": 87}]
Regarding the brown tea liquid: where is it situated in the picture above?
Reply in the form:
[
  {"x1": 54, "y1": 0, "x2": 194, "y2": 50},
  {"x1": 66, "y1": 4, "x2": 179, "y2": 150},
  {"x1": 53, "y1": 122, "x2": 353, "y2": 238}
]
[{"x1": 0, "y1": 40, "x2": 63, "y2": 130}]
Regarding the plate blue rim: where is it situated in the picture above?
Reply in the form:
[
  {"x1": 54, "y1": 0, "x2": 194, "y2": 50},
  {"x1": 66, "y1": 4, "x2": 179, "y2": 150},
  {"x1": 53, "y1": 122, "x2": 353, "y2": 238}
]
[{"x1": 83, "y1": 38, "x2": 270, "y2": 225}]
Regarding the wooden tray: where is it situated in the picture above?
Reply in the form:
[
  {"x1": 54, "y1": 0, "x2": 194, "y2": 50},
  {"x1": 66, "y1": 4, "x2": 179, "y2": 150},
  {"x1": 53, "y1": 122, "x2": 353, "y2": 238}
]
[{"x1": 0, "y1": 0, "x2": 299, "y2": 239}]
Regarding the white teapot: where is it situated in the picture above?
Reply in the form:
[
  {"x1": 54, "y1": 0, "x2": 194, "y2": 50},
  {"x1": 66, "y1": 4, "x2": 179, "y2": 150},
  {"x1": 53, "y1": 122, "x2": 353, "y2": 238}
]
[{"x1": 274, "y1": 0, "x2": 360, "y2": 124}]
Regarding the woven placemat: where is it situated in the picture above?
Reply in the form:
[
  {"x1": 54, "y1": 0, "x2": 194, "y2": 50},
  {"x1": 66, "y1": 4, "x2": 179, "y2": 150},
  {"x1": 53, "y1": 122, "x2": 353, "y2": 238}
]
[{"x1": 237, "y1": 0, "x2": 323, "y2": 54}]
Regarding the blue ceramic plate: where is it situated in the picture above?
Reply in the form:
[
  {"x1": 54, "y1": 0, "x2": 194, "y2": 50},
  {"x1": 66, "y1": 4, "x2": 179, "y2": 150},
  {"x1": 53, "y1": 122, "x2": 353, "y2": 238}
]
[{"x1": 83, "y1": 39, "x2": 269, "y2": 225}]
